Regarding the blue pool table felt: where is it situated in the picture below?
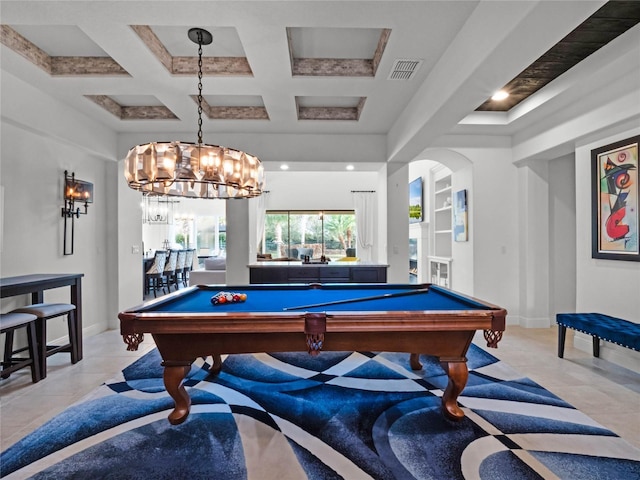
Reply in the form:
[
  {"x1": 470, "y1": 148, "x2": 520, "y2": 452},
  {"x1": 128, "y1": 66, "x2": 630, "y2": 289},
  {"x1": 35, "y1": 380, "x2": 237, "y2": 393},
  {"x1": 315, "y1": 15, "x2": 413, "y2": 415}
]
[{"x1": 148, "y1": 285, "x2": 491, "y2": 314}]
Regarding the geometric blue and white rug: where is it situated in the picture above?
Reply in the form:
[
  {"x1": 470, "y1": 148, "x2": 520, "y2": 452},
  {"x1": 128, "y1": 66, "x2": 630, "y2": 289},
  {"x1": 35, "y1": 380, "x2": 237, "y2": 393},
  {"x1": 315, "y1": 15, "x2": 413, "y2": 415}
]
[{"x1": 2, "y1": 345, "x2": 639, "y2": 479}]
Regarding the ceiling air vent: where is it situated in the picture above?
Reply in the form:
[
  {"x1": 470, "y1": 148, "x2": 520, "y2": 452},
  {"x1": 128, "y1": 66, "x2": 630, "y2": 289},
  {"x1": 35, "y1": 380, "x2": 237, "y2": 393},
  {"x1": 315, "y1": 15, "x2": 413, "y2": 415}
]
[{"x1": 388, "y1": 59, "x2": 423, "y2": 80}]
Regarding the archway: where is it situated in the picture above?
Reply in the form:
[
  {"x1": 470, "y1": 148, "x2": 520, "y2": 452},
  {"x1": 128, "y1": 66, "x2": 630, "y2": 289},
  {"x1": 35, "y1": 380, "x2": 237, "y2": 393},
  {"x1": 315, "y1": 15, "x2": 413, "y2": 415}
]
[{"x1": 408, "y1": 149, "x2": 474, "y2": 294}]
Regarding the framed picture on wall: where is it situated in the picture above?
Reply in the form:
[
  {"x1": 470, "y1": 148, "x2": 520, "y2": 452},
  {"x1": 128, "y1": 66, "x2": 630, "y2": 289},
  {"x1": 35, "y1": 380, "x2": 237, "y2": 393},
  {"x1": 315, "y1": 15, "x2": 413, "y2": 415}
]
[
  {"x1": 453, "y1": 189, "x2": 468, "y2": 242},
  {"x1": 591, "y1": 135, "x2": 639, "y2": 261},
  {"x1": 409, "y1": 177, "x2": 423, "y2": 224}
]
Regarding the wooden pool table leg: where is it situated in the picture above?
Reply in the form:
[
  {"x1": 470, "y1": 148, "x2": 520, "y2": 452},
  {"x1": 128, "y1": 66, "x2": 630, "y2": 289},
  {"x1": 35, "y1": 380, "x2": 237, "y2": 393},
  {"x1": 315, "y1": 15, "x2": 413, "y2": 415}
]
[
  {"x1": 163, "y1": 363, "x2": 192, "y2": 425},
  {"x1": 440, "y1": 360, "x2": 468, "y2": 422},
  {"x1": 409, "y1": 353, "x2": 422, "y2": 370},
  {"x1": 210, "y1": 353, "x2": 223, "y2": 374}
]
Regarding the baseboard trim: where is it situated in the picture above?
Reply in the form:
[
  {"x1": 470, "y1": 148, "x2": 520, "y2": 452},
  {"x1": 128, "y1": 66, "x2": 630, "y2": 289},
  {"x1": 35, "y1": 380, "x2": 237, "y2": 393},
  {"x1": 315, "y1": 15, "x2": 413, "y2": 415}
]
[
  {"x1": 49, "y1": 323, "x2": 105, "y2": 347},
  {"x1": 512, "y1": 316, "x2": 551, "y2": 328},
  {"x1": 573, "y1": 333, "x2": 640, "y2": 374}
]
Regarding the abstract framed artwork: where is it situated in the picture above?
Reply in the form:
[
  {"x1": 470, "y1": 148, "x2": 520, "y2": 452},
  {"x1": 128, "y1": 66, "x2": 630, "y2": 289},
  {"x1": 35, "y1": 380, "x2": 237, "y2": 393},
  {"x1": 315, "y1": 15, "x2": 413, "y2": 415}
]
[
  {"x1": 591, "y1": 135, "x2": 639, "y2": 261},
  {"x1": 453, "y1": 189, "x2": 468, "y2": 242}
]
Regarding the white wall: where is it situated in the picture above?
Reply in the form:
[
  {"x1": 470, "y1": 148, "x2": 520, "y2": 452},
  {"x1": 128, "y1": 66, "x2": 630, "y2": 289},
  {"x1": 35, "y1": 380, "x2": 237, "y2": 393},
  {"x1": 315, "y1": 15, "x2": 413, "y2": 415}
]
[
  {"x1": 376, "y1": 165, "x2": 388, "y2": 263},
  {"x1": 264, "y1": 170, "x2": 380, "y2": 210},
  {"x1": 451, "y1": 146, "x2": 521, "y2": 321},
  {"x1": 386, "y1": 163, "x2": 410, "y2": 283},
  {"x1": 450, "y1": 164, "x2": 474, "y2": 295},
  {"x1": 104, "y1": 160, "x2": 120, "y2": 329},
  {"x1": 549, "y1": 154, "x2": 577, "y2": 316},
  {"x1": 1, "y1": 73, "x2": 119, "y2": 338},
  {"x1": 117, "y1": 164, "x2": 145, "y2": 317},
  {"x1": 226, "y1": 200, "x2": 250, "y2": 284},
  {"x1": 412, "y1": 145, "x2": 519, "y2": 318},
  {"x1": 517, "y1": 163, "x2": 551, "y2": 328},
  {"x1": 574, "y1": 127, "x2": 640, "y2": 371},
  {"x1": 0, "y1": 121, "x2": 114, "y2": 339}
]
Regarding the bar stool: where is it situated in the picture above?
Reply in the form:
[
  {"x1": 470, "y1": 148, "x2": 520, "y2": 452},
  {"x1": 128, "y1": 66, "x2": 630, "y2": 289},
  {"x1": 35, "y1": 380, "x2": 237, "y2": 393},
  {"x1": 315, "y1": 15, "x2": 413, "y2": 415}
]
[
  {"x1": 182, "y1": 248, "x2": 195, "y2": 287},
  {"x1": 162, "y1": 249, "x2": 179, "y2": 293},
  {"x1": 1, "y1": 312, "x2": 42, "y2": 383},
  {"x1": 10, "y1": 303, "x2": 78, "y2": 379},
  {"x1": 145, "y1": 250, "x2": 167, "y2": 298}
]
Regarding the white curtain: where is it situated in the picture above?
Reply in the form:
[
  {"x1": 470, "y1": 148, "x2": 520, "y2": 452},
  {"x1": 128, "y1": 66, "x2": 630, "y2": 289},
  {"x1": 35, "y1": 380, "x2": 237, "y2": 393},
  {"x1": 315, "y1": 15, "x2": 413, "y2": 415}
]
[
  {"x1": 255, "y1": 193, "x2": 267, "y2": 250},
  {"x1": 352, "y1": 191, "x2": 376, "y2": 262}
]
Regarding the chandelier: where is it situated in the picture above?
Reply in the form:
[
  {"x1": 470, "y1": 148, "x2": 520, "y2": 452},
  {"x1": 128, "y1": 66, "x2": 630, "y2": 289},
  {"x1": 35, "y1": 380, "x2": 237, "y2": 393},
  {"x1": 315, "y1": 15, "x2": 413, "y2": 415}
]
[
  {"x1": 124, "y1": 28, "x2": 264, "y2": 199},
  {"x1": 141, "y1": 195, "x2": 178, "y2": 224}
]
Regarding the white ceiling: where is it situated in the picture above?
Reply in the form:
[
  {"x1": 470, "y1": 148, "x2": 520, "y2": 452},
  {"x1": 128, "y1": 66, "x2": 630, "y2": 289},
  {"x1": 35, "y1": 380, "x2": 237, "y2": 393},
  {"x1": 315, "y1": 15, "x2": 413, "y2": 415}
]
[{"x1": 1, "y1": 0, "x2": 637, "y2": 170}]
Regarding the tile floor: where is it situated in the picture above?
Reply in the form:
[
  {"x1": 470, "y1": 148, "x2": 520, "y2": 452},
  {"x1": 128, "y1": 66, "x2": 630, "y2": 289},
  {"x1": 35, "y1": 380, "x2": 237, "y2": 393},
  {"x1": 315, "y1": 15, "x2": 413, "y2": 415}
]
[{"x1": 1, "y1": 325, "x2": 639, "y2": 453}]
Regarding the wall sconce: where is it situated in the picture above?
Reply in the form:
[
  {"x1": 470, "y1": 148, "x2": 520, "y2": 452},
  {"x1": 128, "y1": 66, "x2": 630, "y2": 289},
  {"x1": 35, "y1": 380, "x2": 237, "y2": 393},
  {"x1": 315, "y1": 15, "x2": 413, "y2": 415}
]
[{"x1": 61, "y1": 170, "x2": 93, "y2": 255}]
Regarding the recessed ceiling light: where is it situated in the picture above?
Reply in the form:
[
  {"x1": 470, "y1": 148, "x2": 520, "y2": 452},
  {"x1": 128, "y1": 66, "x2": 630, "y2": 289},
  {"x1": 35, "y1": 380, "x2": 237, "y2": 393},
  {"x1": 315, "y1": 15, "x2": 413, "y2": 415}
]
[
  {"x1": 491, "y1": 90, "x2": 509, "y2": 101},
  {"x1": 280, "y1": 164, "x2": 289, "y2": 170},
  {"x1": 346, "y1": 165, "x2": 355, "y2": 171}
]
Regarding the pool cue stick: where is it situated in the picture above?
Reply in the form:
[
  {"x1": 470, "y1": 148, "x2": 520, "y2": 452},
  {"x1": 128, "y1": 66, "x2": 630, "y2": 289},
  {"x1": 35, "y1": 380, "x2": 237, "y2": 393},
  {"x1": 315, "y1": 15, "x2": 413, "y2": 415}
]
[{"x1": 283, "y1": 287, "x2": 431, "y2": 311}]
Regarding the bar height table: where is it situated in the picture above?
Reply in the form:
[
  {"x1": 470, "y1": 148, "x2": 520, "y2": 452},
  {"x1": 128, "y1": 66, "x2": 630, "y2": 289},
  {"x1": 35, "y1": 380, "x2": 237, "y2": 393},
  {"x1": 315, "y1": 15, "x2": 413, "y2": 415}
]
[{"x1": 0, "y1": 273, "x2": 85, "y2": 360}]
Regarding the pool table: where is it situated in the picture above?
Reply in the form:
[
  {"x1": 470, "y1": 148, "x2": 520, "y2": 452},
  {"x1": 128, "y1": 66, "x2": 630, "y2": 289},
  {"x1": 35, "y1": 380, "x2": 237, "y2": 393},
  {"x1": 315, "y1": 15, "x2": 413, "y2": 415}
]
[{"x1": 119, "y1": 283, "x2": 506, "y2": 425}]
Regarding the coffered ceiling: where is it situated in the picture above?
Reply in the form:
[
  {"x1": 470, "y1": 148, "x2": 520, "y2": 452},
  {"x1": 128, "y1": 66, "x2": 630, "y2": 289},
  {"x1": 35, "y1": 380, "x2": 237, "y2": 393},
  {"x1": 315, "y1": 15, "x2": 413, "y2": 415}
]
[{"x1": 1, "y1": 1, "x2": 639, "y2": 167}]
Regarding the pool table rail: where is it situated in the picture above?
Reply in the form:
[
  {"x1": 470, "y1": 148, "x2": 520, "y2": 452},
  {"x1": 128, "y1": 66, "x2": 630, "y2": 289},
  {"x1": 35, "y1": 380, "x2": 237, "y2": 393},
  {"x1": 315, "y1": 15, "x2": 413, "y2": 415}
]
[{"x1": 120, "y1": 308, "x2": 504, "y2": 354}]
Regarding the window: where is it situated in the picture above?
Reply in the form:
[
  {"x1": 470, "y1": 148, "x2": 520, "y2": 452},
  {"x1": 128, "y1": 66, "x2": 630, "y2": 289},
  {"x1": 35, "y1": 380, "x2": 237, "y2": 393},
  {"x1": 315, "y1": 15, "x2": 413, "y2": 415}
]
[
  {"x1": 263, "y1": 211, "x2": 356, "y2": 260},
  {"x1": 194, "y1": 215, "x2": 225, "y2": 257}
]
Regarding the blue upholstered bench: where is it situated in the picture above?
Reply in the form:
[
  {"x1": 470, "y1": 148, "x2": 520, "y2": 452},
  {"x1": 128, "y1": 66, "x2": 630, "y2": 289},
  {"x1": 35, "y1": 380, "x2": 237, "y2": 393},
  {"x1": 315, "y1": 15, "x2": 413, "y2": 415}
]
[{"x1": 556, "y1": 313, "x2": 640, "y2": 358}]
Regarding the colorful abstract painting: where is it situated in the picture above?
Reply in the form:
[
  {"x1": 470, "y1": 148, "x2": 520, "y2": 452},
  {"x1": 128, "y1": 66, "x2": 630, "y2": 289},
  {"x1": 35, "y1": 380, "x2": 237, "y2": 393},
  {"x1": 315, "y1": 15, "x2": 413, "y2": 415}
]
[{"x1": 592, "y1": 136, "x2": 639, "y2": 261}]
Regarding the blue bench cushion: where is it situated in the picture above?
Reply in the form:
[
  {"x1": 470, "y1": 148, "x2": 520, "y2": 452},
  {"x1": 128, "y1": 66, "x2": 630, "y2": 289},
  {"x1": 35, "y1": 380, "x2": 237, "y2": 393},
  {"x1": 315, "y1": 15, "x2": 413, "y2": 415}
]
[{"x1": 556, "y1": 313, "x2": 640, "y2": 351}]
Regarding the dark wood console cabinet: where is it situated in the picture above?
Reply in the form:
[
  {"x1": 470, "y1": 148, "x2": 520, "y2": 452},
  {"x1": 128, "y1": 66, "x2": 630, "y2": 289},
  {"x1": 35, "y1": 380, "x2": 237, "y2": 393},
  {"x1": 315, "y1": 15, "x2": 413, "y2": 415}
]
[{"x1": 249, "y1": 264, "x2": 387, "y2": 284}]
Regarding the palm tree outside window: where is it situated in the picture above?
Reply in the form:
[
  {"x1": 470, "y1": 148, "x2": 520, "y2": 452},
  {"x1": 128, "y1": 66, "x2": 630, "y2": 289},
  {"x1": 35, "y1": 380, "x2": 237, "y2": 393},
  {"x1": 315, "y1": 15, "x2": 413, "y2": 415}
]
[{"x1": 262, "y1": 211, "x2": 355, "y2": 260}]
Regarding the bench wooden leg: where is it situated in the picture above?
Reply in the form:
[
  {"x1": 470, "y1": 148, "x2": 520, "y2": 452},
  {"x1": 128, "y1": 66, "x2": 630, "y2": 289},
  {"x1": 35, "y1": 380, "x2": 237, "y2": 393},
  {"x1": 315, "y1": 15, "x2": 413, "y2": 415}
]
[
  {"x1": 35, "y1": 317, "x2": 48, "y2": 379},
  {"x1": 67, "y1": 310, "x2": 79, "y2": 364},
  {"x1": 558, "y1": 325, "x2": 566, "y2": 358},
  {"x1": 593, "y1": 335, "x2": 600, "y2": 357},
  {"x1": 26, "y1": 321, "x2": 42, "y2": 383}
]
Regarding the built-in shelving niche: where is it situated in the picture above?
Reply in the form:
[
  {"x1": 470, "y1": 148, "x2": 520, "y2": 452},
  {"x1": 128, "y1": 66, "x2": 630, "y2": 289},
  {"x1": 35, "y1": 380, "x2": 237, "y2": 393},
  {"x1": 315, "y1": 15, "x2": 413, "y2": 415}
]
[{"x1": 429, "y1": 167, "x2": 452, "y2": 288}]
